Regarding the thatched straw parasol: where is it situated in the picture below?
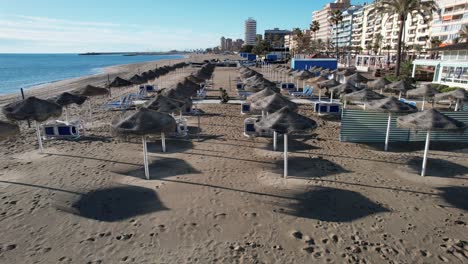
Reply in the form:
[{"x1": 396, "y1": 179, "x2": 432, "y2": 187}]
[
  {"x1": 367, "y1": 97, "x2": 418, "y2": 151},
  {"x1": 434, "y1": 88, "x2": 467, "y2": 111},
  {"x1": 51, "y1": 92, "x2": 88, "y2": 123},
  {"x1": 407, "y1": 84, "x2": 439, "y2": 110},
  {"x1": 397, "y1": 109, "x2": 466, "y2": 176},
  {"x1": 129, "y1": 74, "x2": 147, "y2": 85},
  {"x1": 367, "y1": 78, "x2": 391, "y2": 92},
  {"x1": 0, "y1": 120, "x2": 20, "y2": 140},
  {"x1": 145, "y1": 95, "x2": 186, "y2": 116},
  {"x1": 110, "y1": 77, "x2": 133, "y2": 87},
  {"x1": 251, "y1": 93, "x2": 298, "y2": 114},
  {"x1": 346, "y1": 73, "x2": 369, "y2": 87},
  {"x1": 246, "y1": 87, "x2": 278, "y2": 104},
  {"x1": 72, "y1": 85, "x2": 109, "y2": 97},
  {"x1": 385, "y1": 80, "x2": 414, "y2": 99},
  {"x1": 186, "y1": 74, "x2": 205, "y2": 85},
  {"x1": 2, "y1": 97, "x2": 62, "y2": 152},
  {"x1": 72, "y1": 85, "x2": 109, "y2": 123},
  {"x1": 112, "y1": 108, "x2": 176, "y2": 180},
  {"x1": 342, "y1": 89, "x2": 386, "y2": 109},
  {"x1": 317, "y1": 79, "x2": 339, "y2": 89},
  {"x1": 255, "y1": 107, "x2": 317, "y2": 178},
  {"x1": 329, "y1": 83, "x2": 360, "y2": 102}
]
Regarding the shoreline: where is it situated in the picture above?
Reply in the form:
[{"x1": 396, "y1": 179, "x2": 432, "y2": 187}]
[
  {"x1": 0, "y1": 54, "x2": 192, "y2": 105},
  {"x1": 0, "y1": 54, "x2": 187, "y2": 97}
]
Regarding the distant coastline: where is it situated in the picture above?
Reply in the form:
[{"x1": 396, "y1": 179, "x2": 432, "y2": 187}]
[{"x1": 79, "y1": 51, "x2": 190, "y2": 56}]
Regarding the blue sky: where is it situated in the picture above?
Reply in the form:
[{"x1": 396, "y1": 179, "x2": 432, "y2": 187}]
[{"x1": 0, "y1": 0, "x2": 365, "y2": 53}]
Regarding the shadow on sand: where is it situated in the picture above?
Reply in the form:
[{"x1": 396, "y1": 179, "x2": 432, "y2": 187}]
[
  {"x1": 147, "y1": 139, "x2": 194, "y2": 154},
  {"x1": 406, "y1": 157, "x2": 468, "y2": 179},
  {"x1": 438, "y1": 186, "x2": 468, "y2": 211},
  {"x1": 362, "y1": 141, "x2": 468, "y2": 153},
  {"x1": 260, "y1": 138, "x2": 321, "y2": 152},
  {"x1": 116, "y1": 157, "x2": 200, "y2": 180},
  {"x1": 280, "y1": 186, "x2": 390, "y2": 222},
  {"x1": 273, "y1": 156, "x2": 350, "y2": 179},
  {"x1": 70, "y1": 185, "x2": 168, "y2": 222}
]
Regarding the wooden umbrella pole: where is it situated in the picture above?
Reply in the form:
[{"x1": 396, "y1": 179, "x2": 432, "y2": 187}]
[
  {"x1": 161, "y1": 132, "x2": 166, "y2": 152},
  {"x1": 421, "y1": 130, "x2": 431, "y2": 177},
  {"x1": 273, "y1": 131, "x2": 277, "y2": 151},
  {"x1": 35, "y1": 122, "x2": 44, "y2": 153},
  {"x1": 142, "y1": 136, "x2": 150, "y2": 180},
  {"x1": 422, "y1": 96, "x2": 426, "y2": 111},
  {"x1": 284, "y1": 133, "x2": 288, "y2": 179},
  {"x1": 385, "y1": 113, "x2": 392, "y2": 151}
]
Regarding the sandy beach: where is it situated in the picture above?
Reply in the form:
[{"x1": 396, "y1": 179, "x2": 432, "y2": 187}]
[{"x1": 0, "y1": 56, "x2": 467, "y2": 263}]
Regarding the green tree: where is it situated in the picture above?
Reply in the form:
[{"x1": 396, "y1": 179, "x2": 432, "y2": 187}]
[
  {"x1": 329, "y1": 10, "x2": 343, "y2": 58},
  {"x1": 252, "y1": 40, "x2": 271, "y2": 56},
  {"x1": 373, "y1": 34, "x2": 383, "y2": 55},
  {"x1": 366, "y1": 42, "x2": 373, "y2": 55},
  {"x1": 377, "y1": 0, "x2": 439, "y2": 76},
  {"x1": 383, "y1": 44, "x2": 392, "y2": 61},
  {"x1": 430, "y1": 37, "x2": 442, "y2": 59},
  {"x1": 310, "y1": 21, "x2": 320, "y2": 41},
  {"x1": 240, "y1": 45, "x2": 254, "y2": 53}
]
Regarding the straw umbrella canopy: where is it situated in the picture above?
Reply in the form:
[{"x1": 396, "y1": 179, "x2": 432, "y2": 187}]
[
  {"x1": 110, "y1": 77, "x2": 133, "y2": 87},
  {"x1": 186, "y1": 74, "x2": 205, "y2": 85},
  {"x1": 246, "y1": 87, "x2": 278, "y2": 103},
  {"x1": 112, "y1": 108, "x2": 177, "y2": 180},
  {"x1": 50, "y1": 92, "x2": 88, "y2": 123},
  {"x1": 434, "y1": 88, "x2": 467, "y2": 111},
  {"x1": 342, "y1": 89, "x2": 386, "y2": 109},
  {"x1": 397, "y1": 109, "x2": 466, "y2": 176},
  {"x1": 145, "y1": 95, "x2": 186, "y2": 114},
  {"x1": 407, "y1": 84, "x2": 439, "y2": 110},
  {"x1": 367, "y1": 78, "x2": 391, "y2": 92},
  {"x1": 0, "y1": 120, "x2": 20, "y2": 140},
  {"x1": 73, "y1": 85, "x2": 109, "y2": 97},
  {"x1": 385, "y1": 80, "x2": 414, "y2": 99},
  {"x1": 255, "y1": 107, "x2": 317, "y2": 178},
  {"x1": 251, "y1": 93, "x2": 298, "y2": 114},
  {"x1": 346, "y1": 73, "x2": 369, "y2": 87},
  {"x1": 251, "y1": 94, "x2": 298, "y2": 151},
  {"x1": 2, "y1": 97, "x2": 62, "y2": 152},
  {"x1": 129, "y1": 74, "x2": 147, "y2": 85},
  {"x1": 72, "y1": 85, "x2": 109, "y2": 123},
  {"x1": 328, "y1": 83, "x2": 360, "y2": 103},
  {"x1": 317, "y1": 79, "x2": 340, "y2": 89},
  {"x1": 367, "y1": 97, "x2": 418, "y2": 151}
]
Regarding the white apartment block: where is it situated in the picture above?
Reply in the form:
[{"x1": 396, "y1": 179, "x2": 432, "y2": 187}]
[
  {"x1": 431, "y1": 0, "x2": 468, "y2": 43},
  {"x1": 244, "y1": 18, "x2": 257, "y2": 46},
  {"x1": 312, "y1": 0, "x2": 351, "y2": 42}
]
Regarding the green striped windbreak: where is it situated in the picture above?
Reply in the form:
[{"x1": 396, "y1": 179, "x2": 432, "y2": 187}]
[{"x1": 341, "y1": 109, "x2": 468, "y2": 143}]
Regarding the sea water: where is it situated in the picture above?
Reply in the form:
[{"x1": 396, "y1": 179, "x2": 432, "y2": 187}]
[{"x1": 0, "y1": 53, "x2": 185, "y2": 95}]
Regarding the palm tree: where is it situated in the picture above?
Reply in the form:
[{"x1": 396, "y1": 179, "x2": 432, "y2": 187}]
[
  {"x1": 366, "y1": 42, "x2": 373, "y2": 55},
  {"x1": 430, "y1": 37, "x2": 442, "y2": 59},
  {"x1": 329, "y1": 10, "x2": 343, "y2": 58},
  {"x1": 377, "y1": 0, "x2": 439, "y2": 76},
  {"x1": 310, "y1": 21, "x2": 320, "y2": 41},
  {"x1": 459, "y1": 25, "x2": 468, "y2": 43},
  {"x1": 373, "y1": 34, "x2": 383, "y2": 55}
]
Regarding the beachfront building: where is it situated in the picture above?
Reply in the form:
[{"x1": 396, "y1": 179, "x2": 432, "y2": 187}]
[
  {"x1": 350, "y1": 2, "x2": 432, "y2": 59},
  {"x1": 226, "y1": 38, "x2": 233, "y2": 51},
  {"x1": 264, "y1": 28, "x2": 291, "y2": 48},
  {"x1": 311, "y1": 0, "x2": 351, "y2": 43},
  {"x1": 331, "y1": 5, "x2": 362, "y2": 48},
  {"x1": 412, "y1": 43, "x2": 468, "y2": 89},
  {"x1": 220, "y1": 37, "x2": 226, "y2": 51},
  {"x1": 244, "y1": 18, "x2": 257, "y2": 46},
  {"x1": 431, "y1": 0, "x2": 468, "y2": 44},
  {"x1": 233, "y1": 39, "x2": 245, "y2": 51}
]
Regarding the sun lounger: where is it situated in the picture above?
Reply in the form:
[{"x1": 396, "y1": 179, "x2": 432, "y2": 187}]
[
  {"x1": 399, "y1": 98, "x2": 417, "y2": 107},
  {"x1": 280, "y1": 83, "x2": 296, "y2": 91},
  {"x1": 244, "y1": 118, "x2": 257, "y2": 137},
  {"x1": 290, "y1": 85, "x2": 314, "y2": 97},
  {"x1": 103, "y1": 94, "x2": 136, "y2": 111},
  {"x1": 42, "y1": 120, "x2": 82, "y2": 140},
  {"x1": 241, "y1": 102, "x2": 251, "y2": 115},
  {"x1": 238, "y1": 90, "x2": 253, "y2": 99},
  {"x1": 313, "y1": 102, "x2": 341, "y2": 115}
]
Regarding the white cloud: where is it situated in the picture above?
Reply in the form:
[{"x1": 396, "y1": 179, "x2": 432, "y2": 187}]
[{"x1": 0, "y1": 15, "x2": 219, "y2": 52}]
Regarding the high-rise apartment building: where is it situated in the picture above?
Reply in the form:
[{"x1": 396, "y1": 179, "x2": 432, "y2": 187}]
[
  {"x1": 220, "y1": 37, "x2": 226, "y2": 51},
  {"x1": 226, "y1": 38, "x2": 233, "y2": 51},
  {"x1": 431, "y1": 0, "x2": 468, "y2": 43},
  {"x1": 331, "y1": 5, "x2": 362, "y2": 48},
  {"x1": 244, "y1": 18, "x2": 257, "y2": 46},
  {"x1": 264, "y1": 28, "x2": 291, "y2": 48},
  {"x1": 311, "y1": 0, "x2": 351, "y2": 42}
]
